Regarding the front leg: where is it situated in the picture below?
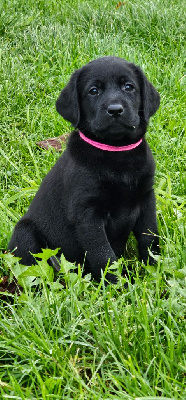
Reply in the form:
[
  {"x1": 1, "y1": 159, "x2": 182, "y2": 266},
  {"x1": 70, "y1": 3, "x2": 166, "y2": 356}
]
[
  {"x1": 133, "y1": 190, "x2": 159, "y2": 265},
  {"x1": 76, "y1": 207, "x2": 117, "y2": 282}
]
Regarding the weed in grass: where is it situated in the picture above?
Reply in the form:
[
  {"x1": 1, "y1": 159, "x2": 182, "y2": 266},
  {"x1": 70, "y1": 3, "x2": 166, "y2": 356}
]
[{"x1": 0, "y1": 252, "x2": 185, "y2": 398}]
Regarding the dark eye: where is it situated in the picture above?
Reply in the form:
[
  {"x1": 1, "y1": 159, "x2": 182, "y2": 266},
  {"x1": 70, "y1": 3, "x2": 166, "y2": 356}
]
[
  {"x1": 89, "y1": 87, "x2": 99, "y2": 95},
  {"x1": 124, "y1": 83, "x2": 135, "y2": 92}
]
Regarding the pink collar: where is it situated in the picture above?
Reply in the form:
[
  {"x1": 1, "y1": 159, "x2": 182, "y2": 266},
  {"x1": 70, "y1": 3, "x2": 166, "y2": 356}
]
[{"x1": 79, "y1": 131, "x2": 142, "y2": 152}]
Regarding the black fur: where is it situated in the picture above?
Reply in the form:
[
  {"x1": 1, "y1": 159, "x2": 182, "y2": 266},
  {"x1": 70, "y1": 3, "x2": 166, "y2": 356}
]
[{"x1": 9, "y1": 56, "x2": 160, "y2": 283}]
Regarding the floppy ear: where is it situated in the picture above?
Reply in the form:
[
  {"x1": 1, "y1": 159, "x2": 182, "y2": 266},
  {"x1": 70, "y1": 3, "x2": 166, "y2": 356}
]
[
  {"x1": 56, "y1": 69, "x2": 80, "y2": 127},
  {"x1": 132, "y1": 64, "x2": 160, "y2": 123}
]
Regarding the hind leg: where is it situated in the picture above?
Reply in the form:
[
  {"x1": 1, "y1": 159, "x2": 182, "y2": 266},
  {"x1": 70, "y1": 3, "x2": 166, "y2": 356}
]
[{"x1": 8, "y1": 217, "x2": 47, "y2": 265}]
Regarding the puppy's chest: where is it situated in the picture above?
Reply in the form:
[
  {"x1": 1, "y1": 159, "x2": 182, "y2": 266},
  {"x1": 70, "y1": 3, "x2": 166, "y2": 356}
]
[
  {"x1": 100, "y1": 171, "x2": 144, "y2": 205},
  {"x1": 99, "y1": 173, "x2": 146, "y2": 234}
]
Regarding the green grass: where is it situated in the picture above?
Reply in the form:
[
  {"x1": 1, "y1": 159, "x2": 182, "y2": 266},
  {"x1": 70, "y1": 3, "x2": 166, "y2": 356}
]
[{"x1": 0, "y1": 0, "x2": 185, "y2": 398}]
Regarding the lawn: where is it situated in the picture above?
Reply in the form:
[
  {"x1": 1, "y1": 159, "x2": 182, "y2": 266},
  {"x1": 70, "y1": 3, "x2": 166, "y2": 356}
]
[{"x1": 0, "y1": 0, "x2": 185, "y2": 398}]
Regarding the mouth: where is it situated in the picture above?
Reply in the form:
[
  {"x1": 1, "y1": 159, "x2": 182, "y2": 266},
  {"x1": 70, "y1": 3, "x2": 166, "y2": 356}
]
[{"x1": 95, "y1": 123, "x2": 136, "y2": 139}]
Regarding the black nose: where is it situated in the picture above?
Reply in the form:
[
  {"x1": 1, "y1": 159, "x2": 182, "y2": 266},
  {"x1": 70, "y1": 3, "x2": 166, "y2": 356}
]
[{"x1": 107, "y1": 104, "x2": 124, "y2": 116}]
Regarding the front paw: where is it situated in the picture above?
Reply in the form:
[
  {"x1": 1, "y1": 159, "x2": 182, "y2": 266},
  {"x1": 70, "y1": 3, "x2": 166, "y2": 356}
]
[
  {"x1": 105, "y1": 272, "x2": 118, "y2": 284},
  {"x1": 140, "y1": 243, "x2": 160, "y2": 266}
]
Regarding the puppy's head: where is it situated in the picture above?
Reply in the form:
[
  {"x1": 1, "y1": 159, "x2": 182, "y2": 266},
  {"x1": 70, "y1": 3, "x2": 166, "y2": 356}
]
[{"x1": 56, "y1": 56, "x2": 160, "y2": 144}]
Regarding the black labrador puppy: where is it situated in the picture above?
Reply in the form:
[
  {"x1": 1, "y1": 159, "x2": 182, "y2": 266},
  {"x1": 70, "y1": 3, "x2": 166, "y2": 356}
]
[{"x1": 9, "y1": 56, "x2": 160, "y2": 283}]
